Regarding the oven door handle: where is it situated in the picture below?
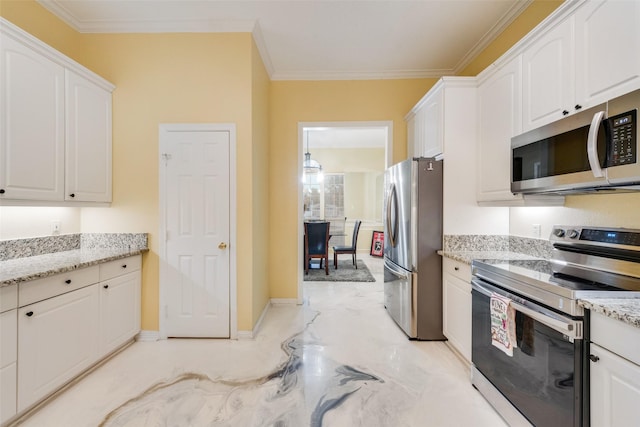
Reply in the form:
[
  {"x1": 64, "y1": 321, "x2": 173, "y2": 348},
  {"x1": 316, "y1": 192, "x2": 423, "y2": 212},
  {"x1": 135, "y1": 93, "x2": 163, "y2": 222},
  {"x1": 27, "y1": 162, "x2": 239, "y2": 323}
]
[{"x1": 472, "y1": 280, "x2": 583, "y2": 340}]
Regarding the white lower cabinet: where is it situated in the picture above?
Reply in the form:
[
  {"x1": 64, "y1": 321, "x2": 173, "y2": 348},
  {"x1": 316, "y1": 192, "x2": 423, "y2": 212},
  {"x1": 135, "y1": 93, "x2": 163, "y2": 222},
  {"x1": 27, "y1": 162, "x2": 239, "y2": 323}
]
[
  {"x1": 1, "y1": 309, "x2": 17, "y2": 424},
  {"x1": 6, "y1": 254, "x2": 142, "y2": 419},
  {"x1": 100, "y1": 271, "x2": 141, "y2": 355},
  {"x1": 590, "y1": 311, "x2": 640, "y2": 426},
  {"x1": 442, "y1": 258, "x2": 472, "y2": 363},
  {"x1": 590, "y1": 343, "x2": 640, "y2": 427},
  {"x1": 17, "y1": 285, "x2": 100, "y2": 412}
]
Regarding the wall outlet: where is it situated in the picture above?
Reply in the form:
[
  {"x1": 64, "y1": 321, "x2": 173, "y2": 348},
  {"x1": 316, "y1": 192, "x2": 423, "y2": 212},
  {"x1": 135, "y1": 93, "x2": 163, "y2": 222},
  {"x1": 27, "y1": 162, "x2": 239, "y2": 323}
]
[
  {"x1": 51, "y1": 220, "x2": 61, "y2": 235},
  {"x1": 532, "y1": 223, "x2": 541, "y2": 238}
]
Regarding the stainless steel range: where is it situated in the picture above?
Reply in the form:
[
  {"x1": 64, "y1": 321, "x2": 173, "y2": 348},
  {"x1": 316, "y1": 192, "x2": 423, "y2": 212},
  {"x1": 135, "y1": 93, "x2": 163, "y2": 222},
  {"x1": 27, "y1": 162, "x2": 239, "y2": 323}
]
[{"x1": 471, "y1": 226, "x2": 640, "y2": 427}]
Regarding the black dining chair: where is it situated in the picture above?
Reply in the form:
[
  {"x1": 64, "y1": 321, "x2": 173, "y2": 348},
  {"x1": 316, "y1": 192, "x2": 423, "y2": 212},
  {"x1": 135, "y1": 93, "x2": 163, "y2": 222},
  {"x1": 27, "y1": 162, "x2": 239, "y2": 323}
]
[
  {"x1": 304, "y1": 221, "x2": 331, "y2": 275},
  {"x1": 333, "y1": 220, "x2": 361, "y2": 269}
]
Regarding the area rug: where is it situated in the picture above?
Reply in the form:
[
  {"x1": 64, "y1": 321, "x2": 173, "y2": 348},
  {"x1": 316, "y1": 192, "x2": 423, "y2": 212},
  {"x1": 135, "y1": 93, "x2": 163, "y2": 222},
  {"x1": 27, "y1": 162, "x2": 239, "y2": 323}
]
[{"x1": 304, "y1": 259, "x2": 376, "y2": 282}]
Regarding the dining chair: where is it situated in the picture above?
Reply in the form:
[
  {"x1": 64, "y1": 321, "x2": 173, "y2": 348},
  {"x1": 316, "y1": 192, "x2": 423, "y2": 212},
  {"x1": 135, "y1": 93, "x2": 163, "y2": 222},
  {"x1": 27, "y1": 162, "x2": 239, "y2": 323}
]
[
  {"x1": 304, "y1": 221, "x2": 331, "y2": 275},
  {"x1": 333, "y1": 220, "x2": 362, "y2": 269}
]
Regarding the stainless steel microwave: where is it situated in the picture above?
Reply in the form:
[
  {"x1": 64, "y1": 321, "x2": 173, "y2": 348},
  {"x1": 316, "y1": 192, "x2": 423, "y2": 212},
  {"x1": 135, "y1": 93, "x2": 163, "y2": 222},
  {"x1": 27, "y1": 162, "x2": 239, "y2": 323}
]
[{"x1": 511, "y1": 89, "x2": 640, "y2": 194}]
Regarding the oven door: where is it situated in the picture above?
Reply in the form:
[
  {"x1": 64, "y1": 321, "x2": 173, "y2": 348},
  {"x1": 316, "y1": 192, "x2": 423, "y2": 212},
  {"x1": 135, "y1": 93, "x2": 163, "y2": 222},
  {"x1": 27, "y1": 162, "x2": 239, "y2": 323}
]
[{"x1": 471, "y1": 278, "x2": 585, "y2": 427}]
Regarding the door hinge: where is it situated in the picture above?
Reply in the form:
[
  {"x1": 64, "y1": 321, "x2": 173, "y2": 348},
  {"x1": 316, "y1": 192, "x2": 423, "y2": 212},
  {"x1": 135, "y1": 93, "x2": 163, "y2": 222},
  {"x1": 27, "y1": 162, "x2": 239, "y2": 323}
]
[{"x1": 161, "y1": 153, "x2": 172, "y2": 166}]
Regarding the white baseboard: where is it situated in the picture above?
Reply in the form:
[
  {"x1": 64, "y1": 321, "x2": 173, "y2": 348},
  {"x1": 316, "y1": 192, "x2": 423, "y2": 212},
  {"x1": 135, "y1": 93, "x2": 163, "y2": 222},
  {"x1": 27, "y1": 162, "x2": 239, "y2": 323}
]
[
  {"x1": 237, "y1": 299, "x2": 272, "y2": 339},
  {"x1": 270, "y1": 298, "x2": 298, "y2": 305},
  {"x1": 236, "y1": 298, "x2": 299, "y2": 339},
  {"x1": 136, "y1": 330, "x2": 160, "y2": 342}
]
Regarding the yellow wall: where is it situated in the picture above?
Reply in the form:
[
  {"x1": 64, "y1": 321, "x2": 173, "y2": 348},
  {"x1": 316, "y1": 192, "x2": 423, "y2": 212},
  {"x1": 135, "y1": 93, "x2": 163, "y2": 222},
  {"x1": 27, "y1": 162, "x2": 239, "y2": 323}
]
[
  {"x1": 250, "y1": 39, "x2": 271, "y2": 322},
  {"x1": 0, "y1": 0, "x2": 84, "y2": 62},
  {"x1": 1, "y1": 2, "x2": 268, "y2": 332},
  {"x1": 268, "y1": 79, "x2": 435, "y2": 299}
]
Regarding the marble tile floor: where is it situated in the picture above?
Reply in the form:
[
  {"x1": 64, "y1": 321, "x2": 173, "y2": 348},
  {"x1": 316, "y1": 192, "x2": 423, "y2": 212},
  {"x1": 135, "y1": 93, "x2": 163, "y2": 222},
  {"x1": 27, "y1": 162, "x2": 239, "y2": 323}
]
[{"x1": 14, "y1": 257, "x2": 507, "y2": 427}]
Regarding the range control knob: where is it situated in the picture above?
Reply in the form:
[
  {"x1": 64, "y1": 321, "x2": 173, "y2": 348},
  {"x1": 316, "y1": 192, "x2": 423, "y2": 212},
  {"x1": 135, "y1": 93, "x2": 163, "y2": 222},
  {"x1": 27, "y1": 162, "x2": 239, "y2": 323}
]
[
  {"x1": 553, "y1": 228, "x2": 566, "y2": 238},
  {"x1": 568, "y1": 229, "x2": 579, "y2": 239}
]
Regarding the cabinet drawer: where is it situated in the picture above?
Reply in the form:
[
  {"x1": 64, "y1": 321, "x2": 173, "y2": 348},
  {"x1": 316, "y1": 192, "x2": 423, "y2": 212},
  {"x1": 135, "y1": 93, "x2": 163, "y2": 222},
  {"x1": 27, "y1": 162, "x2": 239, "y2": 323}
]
[
  {"x1": 442, "y1": 257, "x2": 471, "y2": 282},
  {"x1": 99, "y1": 255, "x2": 141, "y2": 281},
  {"x1": 591, "y1": 311, "x2": 640, "y2": 366},
  {"x1": 19, "y1": 266, "x2": 99, "y2": 307},
  {"x1": 1, "y1": 285, "x2": 18, "y2": 313}
]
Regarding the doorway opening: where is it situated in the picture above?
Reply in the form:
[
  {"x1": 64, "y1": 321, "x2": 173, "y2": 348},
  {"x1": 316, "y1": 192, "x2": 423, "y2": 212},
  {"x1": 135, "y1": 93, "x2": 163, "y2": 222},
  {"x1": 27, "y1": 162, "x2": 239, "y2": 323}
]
[{"x1": 297, "y1": 121, "x2": 393, "y2": 302}]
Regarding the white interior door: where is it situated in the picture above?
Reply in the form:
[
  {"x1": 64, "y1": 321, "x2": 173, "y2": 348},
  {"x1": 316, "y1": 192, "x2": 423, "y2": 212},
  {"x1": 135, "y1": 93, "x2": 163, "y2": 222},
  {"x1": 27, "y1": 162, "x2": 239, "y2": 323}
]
[{"x1": 160, "y1": 126, "x2": 230, "y2": 337}]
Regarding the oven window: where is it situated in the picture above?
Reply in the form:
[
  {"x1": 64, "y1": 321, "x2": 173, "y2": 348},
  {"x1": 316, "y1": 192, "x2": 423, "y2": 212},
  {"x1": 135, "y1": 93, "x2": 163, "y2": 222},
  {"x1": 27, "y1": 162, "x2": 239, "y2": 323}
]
[
  {"x1": 512, "y1": 124, "x2": 606, "y2": 181},
  {"x1": 472, "y1": 289, "x2": 582, "y2": 427}
]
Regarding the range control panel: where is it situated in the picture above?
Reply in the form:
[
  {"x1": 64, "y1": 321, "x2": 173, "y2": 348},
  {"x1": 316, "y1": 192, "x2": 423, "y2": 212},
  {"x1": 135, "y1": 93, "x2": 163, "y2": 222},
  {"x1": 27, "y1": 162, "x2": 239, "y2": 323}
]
[
  {"x1": 551, "y1": 225, "x2": 640, "y2": 249},
  {"x1": 607, "y1": 109, "x2": 637, "y2": 167}
]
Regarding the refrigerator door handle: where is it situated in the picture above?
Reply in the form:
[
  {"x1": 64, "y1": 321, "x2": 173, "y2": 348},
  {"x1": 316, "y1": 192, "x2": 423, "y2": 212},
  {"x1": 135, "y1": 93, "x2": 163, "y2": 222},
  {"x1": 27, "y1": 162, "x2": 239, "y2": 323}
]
[
  {"x1": 386, "y1": 184, "x2": 398, "y2": 248},
  {"x1": 384, "y1": 258, "x2": 410, "y2": 279}
]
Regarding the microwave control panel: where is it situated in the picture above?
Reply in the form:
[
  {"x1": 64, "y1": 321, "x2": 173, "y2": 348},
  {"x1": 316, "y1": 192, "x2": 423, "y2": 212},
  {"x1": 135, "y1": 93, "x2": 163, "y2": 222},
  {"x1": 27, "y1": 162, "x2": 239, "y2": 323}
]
[{"x1": 607, "y1": 109, "x2": 637, "y2": 166}]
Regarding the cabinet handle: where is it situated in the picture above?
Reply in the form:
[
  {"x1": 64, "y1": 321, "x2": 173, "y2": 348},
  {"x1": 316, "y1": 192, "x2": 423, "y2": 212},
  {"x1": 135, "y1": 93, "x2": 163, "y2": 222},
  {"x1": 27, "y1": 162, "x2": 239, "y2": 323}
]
[
  {"x1": 562, "y1": 110, "x2": 569, "y2": 116},
  {"x1": 103, "y1": 284, "x2": 109, "y2": 289},
  {"x1": 121, "y1": 264, "x2": 127, "y2": 269},
  {"x1": 65, "y1": 279, "x2": 72, "y2": 284},
  {"x1": 589, "y1": 354, "x2": 600, "y2": 363},
  {"x1": 575, "y1": 104, "x2": 582, "y2": 111},
  {"x1": 69, "y1": 193, "x2": 75, "y2": 198},
  {"x1": 26, "y1": 311, "x2": 34, "y2": 317},
  {"x1": 0, "y1": 189, "x2": 5, "y2": 194}
]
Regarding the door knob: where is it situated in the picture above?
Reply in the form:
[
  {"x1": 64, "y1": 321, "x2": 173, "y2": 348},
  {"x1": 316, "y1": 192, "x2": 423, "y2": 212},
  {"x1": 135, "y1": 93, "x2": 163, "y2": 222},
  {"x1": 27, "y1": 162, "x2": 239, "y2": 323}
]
[{"x1": 218, "y1": 242, "x2": 228, "y2": 250}]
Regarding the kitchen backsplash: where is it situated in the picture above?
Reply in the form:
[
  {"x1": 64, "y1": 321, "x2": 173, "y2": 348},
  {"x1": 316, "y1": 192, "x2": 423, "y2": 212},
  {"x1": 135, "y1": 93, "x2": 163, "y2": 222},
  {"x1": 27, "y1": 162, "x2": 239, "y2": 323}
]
[
  {"x1": 0, "y1": 233, "x2": 148, "y2": 261},
  {"x1": 0, "y1": 233, "x2": 81, "y2": 261},
  {"x1": 443, "y1": 235, "x2": 552, "y2": 259}
]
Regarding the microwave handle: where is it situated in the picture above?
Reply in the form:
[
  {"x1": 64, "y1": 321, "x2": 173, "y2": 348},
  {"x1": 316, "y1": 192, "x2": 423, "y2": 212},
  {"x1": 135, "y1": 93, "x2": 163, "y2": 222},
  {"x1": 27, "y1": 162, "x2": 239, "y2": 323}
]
[{"x1": 587, "y1": 110, "x2": 606, "y2": 178}]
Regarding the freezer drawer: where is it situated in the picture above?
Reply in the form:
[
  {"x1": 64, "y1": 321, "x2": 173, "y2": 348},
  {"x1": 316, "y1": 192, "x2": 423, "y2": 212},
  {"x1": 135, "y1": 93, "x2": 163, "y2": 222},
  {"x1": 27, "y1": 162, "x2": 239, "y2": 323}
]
[{"x1": 384, "y1": 258, "x2": 416, "y2": 338}]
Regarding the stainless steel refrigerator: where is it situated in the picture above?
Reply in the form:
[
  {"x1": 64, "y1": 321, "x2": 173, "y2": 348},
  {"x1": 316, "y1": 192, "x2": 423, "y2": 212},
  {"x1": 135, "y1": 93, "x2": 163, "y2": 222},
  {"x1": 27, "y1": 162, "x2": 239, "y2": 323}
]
[{"x1": 383, "y1": 157, "x2": 445, "y2": 340}]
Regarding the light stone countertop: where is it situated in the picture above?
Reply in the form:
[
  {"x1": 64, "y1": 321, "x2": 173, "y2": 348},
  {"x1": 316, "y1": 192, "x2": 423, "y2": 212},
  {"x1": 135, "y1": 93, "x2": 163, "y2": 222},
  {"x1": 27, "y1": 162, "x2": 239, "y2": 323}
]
[
  {"x1": 0, "y1": 247, "x2": 147, "y2": 287},
  {"x1": 579, "y1": 298, "x2": 640, "y2": 329}
]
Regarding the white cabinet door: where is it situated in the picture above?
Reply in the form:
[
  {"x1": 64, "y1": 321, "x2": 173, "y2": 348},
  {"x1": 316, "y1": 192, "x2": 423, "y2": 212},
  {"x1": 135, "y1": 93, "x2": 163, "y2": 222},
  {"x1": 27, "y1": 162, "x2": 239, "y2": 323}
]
[
  {"x1": 17, "y1": 285, "x2": 99, "y2": 412},
  {"x1": 590, "y1": 343, "x2": 640, "y2": 427},
  {"x1": 65, "y1": 71, "x2": 112, "y2": 203},
  {"x1": 406, "y1": 114, "x2": 416, "y2": 160},
  {"x1": 0, "y1": 35, "x2": 65, "y2": 201},
  {"x1": 477, "y1": 55, "x2": 523, "y2": 203},
  {"x1": 0, "y1": 309, "x2": 17, "y2": 424},
  {"x1": 522, "y1": 18, "x2": 574, "y2": 131},
  {"x1": 421, "y1": 88, "x2": 444, "y2": 158},
  {"x1": 575, "y1": 0, "x2": 640, "y2": 108},
  {"x1": 442, "y1": 273, "x2": 471, "y2": 362},
  {"x1": 99, "y1": 271, "x2": 141, "y2": 355}
]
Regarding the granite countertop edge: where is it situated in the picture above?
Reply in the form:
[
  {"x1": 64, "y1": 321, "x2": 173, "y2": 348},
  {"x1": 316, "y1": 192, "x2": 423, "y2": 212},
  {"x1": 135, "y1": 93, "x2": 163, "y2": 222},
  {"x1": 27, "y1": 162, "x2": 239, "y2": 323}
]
[
  {"x1": 1, "y1": 248, "x2": 149, "y2": 287},
  {"x1": 578, "y1": 298, "x2": 640, "y2": 329},
  {"x1": 437, "y1": 250, "x2": 542, "y2": 264}
]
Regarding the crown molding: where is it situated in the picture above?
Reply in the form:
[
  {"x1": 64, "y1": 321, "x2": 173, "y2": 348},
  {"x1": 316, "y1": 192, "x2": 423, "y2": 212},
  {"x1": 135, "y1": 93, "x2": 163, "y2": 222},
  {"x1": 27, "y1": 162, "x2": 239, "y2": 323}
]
[
  {"x1": 453, "y1": 0, "x2": 533, "y2": 74},
  {"x1": 271, "y1": 68, "x2": 452, "y2": 81},
  {"x1": 38, "y1": 0, "x2": 256, "y2": 33}
]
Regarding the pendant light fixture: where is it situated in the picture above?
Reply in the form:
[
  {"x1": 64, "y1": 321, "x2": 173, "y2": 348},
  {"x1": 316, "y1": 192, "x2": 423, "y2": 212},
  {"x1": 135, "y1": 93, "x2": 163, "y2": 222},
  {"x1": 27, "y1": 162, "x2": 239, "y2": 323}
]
[{"x1": 302, "y1": 129, "x2": 323, "y2": 182}]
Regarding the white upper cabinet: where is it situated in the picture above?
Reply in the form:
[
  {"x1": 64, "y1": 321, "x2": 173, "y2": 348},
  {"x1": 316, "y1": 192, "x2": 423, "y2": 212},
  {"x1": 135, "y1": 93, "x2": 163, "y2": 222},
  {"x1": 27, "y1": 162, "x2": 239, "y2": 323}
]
[
  {"x1": 476, "y1": 55, "x2": 523, "y2": 204},
  {"x1": 0, "y1": 18, "x2": 114, "y2": 205},
  {"x1": 407, "y1": 83, "x2": 444, "y2": 158},
  {"x1": 65, "y1": 71, "x2": 113, "y2": 202},
  {"x1": 0, "y1": 35, "x2": 65, "y2": 201},
  {"x1": 522, "y1": 0, "x2": 640, "y2": 132},
  {"x1": 574, "y1": 0, "x2": 640, "y2": 108},
  {"x1": 522, "y1": 17, "x2": 575, "y2": 132}
]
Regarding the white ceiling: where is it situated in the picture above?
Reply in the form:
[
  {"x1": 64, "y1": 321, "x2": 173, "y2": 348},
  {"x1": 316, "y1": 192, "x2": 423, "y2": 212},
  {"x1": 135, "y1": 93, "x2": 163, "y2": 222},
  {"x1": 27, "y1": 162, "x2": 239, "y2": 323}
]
[{"x1": 38, "y1": 0, "x2": 532, "y2": 81}]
